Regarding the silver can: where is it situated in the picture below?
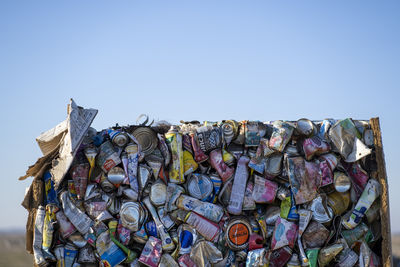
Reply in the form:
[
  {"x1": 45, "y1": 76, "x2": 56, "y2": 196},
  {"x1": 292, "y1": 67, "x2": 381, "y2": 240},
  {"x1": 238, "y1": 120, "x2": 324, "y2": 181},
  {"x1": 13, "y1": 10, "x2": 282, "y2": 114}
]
[
  {"x1": 132, "y1": 127, "x2": 158, "y2": 156},
  {"x1": 187, "y1": 173, "x2": 214, "y2": 201}
]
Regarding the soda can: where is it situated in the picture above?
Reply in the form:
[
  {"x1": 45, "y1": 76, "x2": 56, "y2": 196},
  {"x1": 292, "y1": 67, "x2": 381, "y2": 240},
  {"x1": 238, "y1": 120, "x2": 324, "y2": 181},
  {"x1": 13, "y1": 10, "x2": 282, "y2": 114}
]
[
  {"x1": 318, "y1": 243, "x2": 344, "y2": 267},
  {"x1": 245, "y1": 248, "x2": 267, "y2": 267},
  {"x1": 187, "y1": 173, "x2": 214, "y2": 201},
  {"x1": 336, "y1": 248, "x2": 358, "y2": 267},
  {"x1": 64, "y1": 243, "x2": 78, "y2": 267},
  {"x1": 244, "y1": 121, "x2": 266, "y2": 147},
  {"x1": 189, "y1": 131, "x2": 209, "y2": 163},
  {"x1": 308, "y1": 195, "x2": 334, "y2": 224},
  {"x1": 107, "y1": 129, "x2": 129, "y2": 147},
  {"x1": 327, "y1": 191, "x2": 350, "y2": 216},
  {"x1": 269, "y1": 120, "x2": 295, "y2": 152},
  {"x1": 297, "y1": 209, "x2": 312, "y2": 237},
  {"x1": 271, "y1": 217, "x2": 298, "y2": 250},
  {"x1": 107, "y1": 166, "x2": 125, "y2": 185},
  {"x1": 184, "y1": 211, "x2": 220, "y2": 242},
  {"x1": 296, "y1": 118, "x2": 316, "y2": 137},
  {"x1": 149, "y1": 180, "x2": 167, "y2": 206},
  {"x1": 70, "y1": 163, "x2": 89, "y2": 200},
  {"x1": 302, "y1": 136, "x2": 330, "y2": 161},
  {"x1": 210, "y1": 149, "x2": 235, "y2": 182},
  {"x1": 97, "y1": 140, "x2": 121, "y2": 173},
  {"x1": 334, "y1": 171, "x2": 351, "y2": 193},
  {"x1": 226, "y1": 217, "x2": 252, "y2": 251},
  {"x1": 265, "y1": 153, "x2": 283, "y2": 177},
  {"x1": 145, "y1": 221, "x2": 158, "y2": 237},
  {"x1": 306, "y1": 248, "x2": 319, "y2": 267},
  {"x1": 342, "y1": 179, "x2": 381, "y2": 229},
  {"x1": 252, "y1": 175, "x2": 278, "y2": 204},
  {"x1": 157, "y1": 206, "x2": 175, "y2": 230},
  {"x1": 165, "y1": 126, "x2": 185, "y2": 184},
  {"x1": 267, "y1": 246, "x2": 292, "y2": 267},
  {"x1": 120, "y1": 202, "x2": 142, "y2": 232},
  {"x1": 221, "y1": 120, "x2": 239, "y2": 145},
  {"x1": 302, "y1": 221, "x2": 329, "y2": 249},
  {"x1": 176, "y1": 194, "x2": 224, "y2": 223},
  {"x1": 287, "y1": 253, "x2": 301, "y2": 267},
  {"x1": 227, "y1": 155, "x2": 250, "y2": 215},
  {"x1": 196, "y1": 125, "x2": 222, "y2": 152}
]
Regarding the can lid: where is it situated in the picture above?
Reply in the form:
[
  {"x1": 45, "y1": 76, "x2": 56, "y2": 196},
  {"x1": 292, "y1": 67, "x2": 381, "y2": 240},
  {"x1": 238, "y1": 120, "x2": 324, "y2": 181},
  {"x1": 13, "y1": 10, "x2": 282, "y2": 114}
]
[
  {"x1": 308, "y1": 196, "x2": 334, "y2": 224},
  {"x1": 150, "y1": 182, "x2": 167, "y2": 206}
]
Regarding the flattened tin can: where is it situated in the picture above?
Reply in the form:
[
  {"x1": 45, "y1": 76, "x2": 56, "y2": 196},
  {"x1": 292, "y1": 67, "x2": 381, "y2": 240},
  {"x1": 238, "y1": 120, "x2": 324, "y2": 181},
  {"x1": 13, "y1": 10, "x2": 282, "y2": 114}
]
[
  {"x1": 187, "y1": 173, "x2": 214, "y2": 201},
  {"x1": 120, "y1": 202, "x2": 142, "y2": 232},
  {"x1": 196, "y1": 125, "x2": 222, "y2": 152},
  {"x1": 150, "y1": 180, "x2": 167, "y2": 206},
  {"x1": 97, "y1": 140, "x2": 121, "y2": 173}
]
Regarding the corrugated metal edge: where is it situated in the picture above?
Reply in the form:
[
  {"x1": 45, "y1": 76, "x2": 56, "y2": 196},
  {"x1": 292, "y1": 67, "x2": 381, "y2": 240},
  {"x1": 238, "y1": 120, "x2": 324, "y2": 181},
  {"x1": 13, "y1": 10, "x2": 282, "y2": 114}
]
[{"x1": 370, "y1": 117, "x2": 392, "y2": 267}]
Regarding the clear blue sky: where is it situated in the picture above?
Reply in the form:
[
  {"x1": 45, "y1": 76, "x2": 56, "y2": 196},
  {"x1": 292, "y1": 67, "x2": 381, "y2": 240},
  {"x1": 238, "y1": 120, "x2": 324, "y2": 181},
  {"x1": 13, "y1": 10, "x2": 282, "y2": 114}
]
[{"x1": 1, "y1": 1, "x2": 399, "y2": 231}]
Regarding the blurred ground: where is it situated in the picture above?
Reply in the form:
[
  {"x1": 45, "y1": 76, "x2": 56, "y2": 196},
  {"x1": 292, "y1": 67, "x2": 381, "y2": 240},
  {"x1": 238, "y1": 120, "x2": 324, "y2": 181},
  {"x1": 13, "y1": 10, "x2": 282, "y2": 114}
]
[{"x1": 1, "y1": 232, "x2": 400, "y2": 266}]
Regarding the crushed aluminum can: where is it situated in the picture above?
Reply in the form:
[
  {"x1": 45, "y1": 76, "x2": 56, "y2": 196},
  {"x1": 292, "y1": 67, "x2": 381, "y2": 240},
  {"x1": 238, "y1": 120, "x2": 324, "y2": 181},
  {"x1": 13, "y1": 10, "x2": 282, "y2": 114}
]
[
  {"x1": 302, "y1": 220, "x2": 330, "y2": 249},
  {"x1": 56, "y1": 210, "x2": 77, "y2": 239},
  {"x1": 246, "y1": 248, "x2": 267, "y2": 267},
  {"x1": 120, "y1": 202, "x2": 142, "y2": 232},
  {"x1": 184, "y1": 211, "x2": 220, "y2": 241},
  {"x1": 176, "y1": 194, "x2": 224, "y2": 223},
  {"x1": 60, "y1": 191, "x2": 93, "y2": 235},
  {"x1": 286, "y1": 156, "x2": 319, "y2": 204},
  {"x1": 306, "y1": 248, "x2": 319, "y2": 267},
  {"x1": 221, "y1": 120, "x2": 239, "y2": 145},
  {"x1": 33, "y1": 206, "x2": 47, "y2": 267},
  {"x1": 276, "y1": 186, "x2": 291, "y2": 201},
  {"x1": 64, "y1": 243, "x2": 79, "y2": 267},
  {"x1": 287, "y1": 253, "x2": 301, "y2": 267},
  {"x1": 265, "y1": 153, "x2": 283, "y2": 177},
  {"x1": 97, "y1": 140, "x2": 122, "y2": 173},
  {"x1": 165, "y1": 126, "x2": 185, "y2": 184},
  {"x1": 328, "y1": 118, "x2": 371, "y2": 163},
  {"x1": 269, "y1": 120, "x2": 295, "y2": 152},
  {"x1": 342, "y1": 179, "x2": 381, "y2": 229},
  {"x1": 318, "y1": 243, "x2": 344, "y2": 267},
  {"x1": 70, "y1": 163, "x2": 89, "y2": 200},
  {"x1": 107, "y1": 129, "x2": 129, "y2": 147},
  {"x1": 252, "y1": 175, "x2": 278, "y2": 204},
  {"x1": 334, "y1": 171, "x2": 351, "y2": 193},
  {"x1": 122, "y1": 187, "x2": 138, "y2": 201},
  {"x1": 227, "y1": 155, "x2": 250, "y2": 215},
  {"x1": 187, "y1": 173, "x2": 214, "y2": 201},
  {"x1": 149, "y1": 180, "x2": 167, "y2": 206},
  {"x1": 244, "y1": 121, "x2": 266, "y2": 147},
  {"x1": 336, "y1": 248, "x2": 358, "y2": 267},
  {"x1": 96, "y1": 231, "x2": 126, "y2": 267},
  {"x1": 243, "y1": 181, "x2": 256, "y2": 210},
  {"x1": 196, "y1": 125, "x2": 222, "y2": 153},
  {"x1": 132, "y1": 127, "x2": 158, "y2": 156},
  {"x1": 190, "y1": 240, "x2": 223, "y2": 266},
  {"x1": 296, "y1": 118, "x2": 316, "y2": 137},
  {"x1": 271, "y1": 217, "x2": 298, "y2": 250},
  {"x1": 183, "y1": 150, "x2": 198, "y2": 176},
  {"x1": 107, "y1": 166, "x2": 126, "y2": 185},
  {"x1": 138, "y1": 164, "x2": 152, "y2": 191},
  {"x1": 209, "y1": 149, "x2": 235, "y2": 182},
  {"x1": 308, "y1": 194, "x2": 334, "y2": 224},
  {"x1": 266, "y1": 246, "x2": 293, "y2": 267},
  {"x1": 297, "y1": 209, "x2": 312, "y2": 237},
  {"x1": 302, "y1": 136, "x2": 330, "y2": 161},
  {"x1": 226, "y1": 217, "x2": 252, "y2": 251},
  {"x1": 178, "y1": 224, "x2": 197, "y2": 255},
  {"x1": 327, "y1": 191, "x2": 350, "y2": 216},
  {"x1": 125, "y1": 142, "x2": 140, "y2": 192},
  {"x1": 341, "y1": 222, "x2": 369, "y2": 247}
]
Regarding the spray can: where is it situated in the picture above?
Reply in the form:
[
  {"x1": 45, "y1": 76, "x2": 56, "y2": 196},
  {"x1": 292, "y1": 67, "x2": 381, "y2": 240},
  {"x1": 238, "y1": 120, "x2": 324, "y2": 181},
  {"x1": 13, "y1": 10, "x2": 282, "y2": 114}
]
[{"x1": 165, "y1": 126, "x2": 185, "y2": 184}]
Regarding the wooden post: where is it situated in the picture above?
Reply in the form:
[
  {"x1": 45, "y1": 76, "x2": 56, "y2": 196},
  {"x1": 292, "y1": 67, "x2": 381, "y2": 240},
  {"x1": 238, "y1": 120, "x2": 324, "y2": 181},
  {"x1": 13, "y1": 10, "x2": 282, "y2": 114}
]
[{"x1": 370, "y1": 117, "x2": 392, "y2": 267}]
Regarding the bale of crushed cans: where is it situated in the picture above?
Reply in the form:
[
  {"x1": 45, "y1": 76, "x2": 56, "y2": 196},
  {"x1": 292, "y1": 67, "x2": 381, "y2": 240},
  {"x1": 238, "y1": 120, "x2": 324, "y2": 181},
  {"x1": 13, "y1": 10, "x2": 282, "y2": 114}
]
[{"x1": 20, "y1": 104, "x2": 391, "y2": 267}]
